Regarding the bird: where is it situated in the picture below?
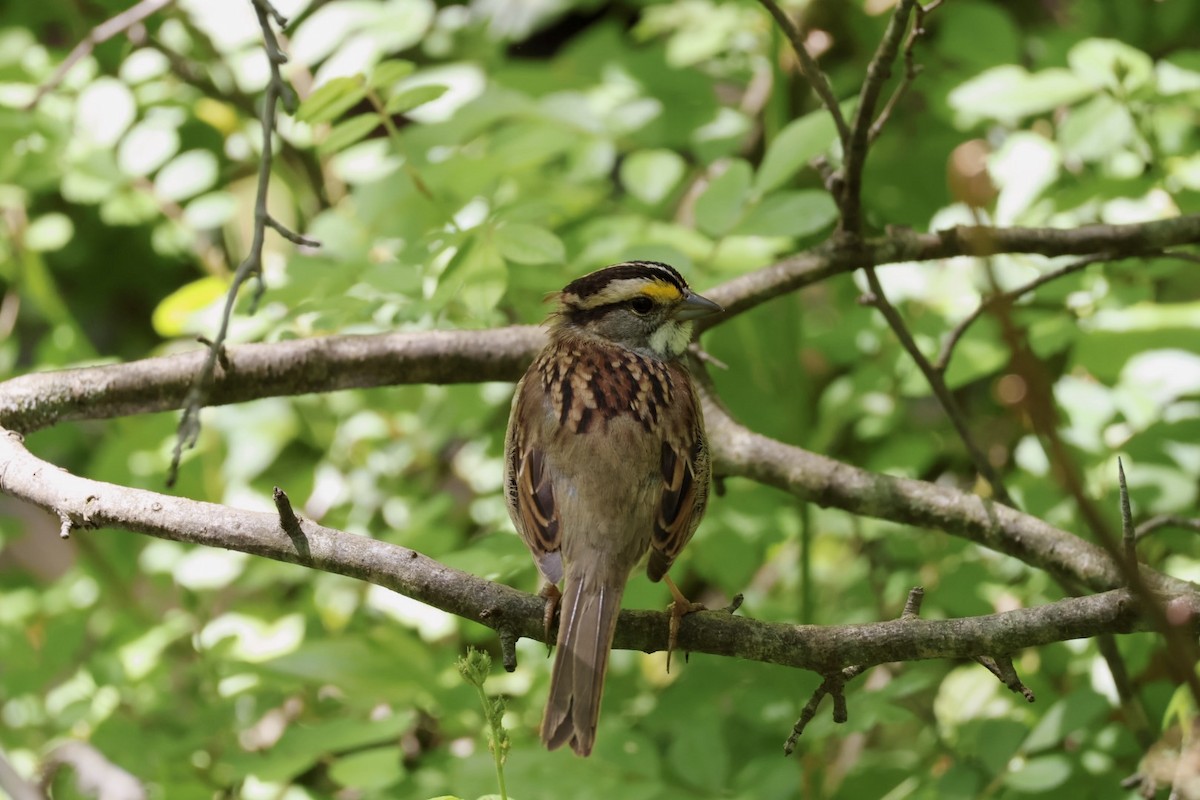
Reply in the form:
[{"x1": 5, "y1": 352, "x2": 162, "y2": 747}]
[{"x1": 503, "y1": 260, "x2": 722, "y2": 756}]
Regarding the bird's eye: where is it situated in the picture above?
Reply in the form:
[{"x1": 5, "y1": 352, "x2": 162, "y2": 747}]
[{"x1": 629, "y1": 296, "x2": 654, "y2": 315}]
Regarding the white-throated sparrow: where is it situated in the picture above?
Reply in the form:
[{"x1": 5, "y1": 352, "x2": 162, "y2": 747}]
[{"x1": 504, "y1": 260, "x2": 722, "y2": 756}]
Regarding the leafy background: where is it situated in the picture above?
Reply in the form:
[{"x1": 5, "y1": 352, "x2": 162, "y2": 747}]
[{"x1": 2, "y1": 0, "x2": 1200, "y2": 797}]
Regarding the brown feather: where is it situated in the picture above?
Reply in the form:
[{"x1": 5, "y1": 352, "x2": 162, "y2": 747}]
[{"x1": 541, "y1": 569, "x2": 624, "y2": 755}]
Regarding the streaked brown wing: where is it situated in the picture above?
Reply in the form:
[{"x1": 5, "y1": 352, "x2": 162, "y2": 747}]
[
  {"x1": 647, "y1": 414, "x2": 709, "y2": 582},
  {"x1": 505, "y1": 376, "x2": 563, "y2": 584}
]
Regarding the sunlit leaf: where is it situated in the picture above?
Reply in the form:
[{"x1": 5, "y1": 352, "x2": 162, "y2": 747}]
[
  {"x1": 948, "y1": 65, "x2": 1091, "y2": 126},
  {"x1": 384, "y1": 84, "x2": 448, "y2": 115},
  {"x1": 318, "y1": 114, "x2": 379, "y2": 154},
  {"x1": 154, "y1": 149, "x2": 219, "y2": 202},
  {"x1": 151, "y1": 275, "x2": 228, "y2": 337},
  {"x1": 24, "y1": 213, "x2": 73, "y2": 252},
  {"x1": 297, "y1": 75, "x2": 368, "y2": 124},
  {"x1": 369, "y1": 59, "x2": 416, "y2": 90},
  {"x1": 1068, "y1": 38, "x2": 1154, "y2": 92}
]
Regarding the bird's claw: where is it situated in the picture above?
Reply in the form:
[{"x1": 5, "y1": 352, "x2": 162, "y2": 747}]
[
  {"x1": 663, "y1": 574, "x2": 704, "y2": 673},
  {"x1": 540, "y1": 583, "x2": 562, "y2": 653}
]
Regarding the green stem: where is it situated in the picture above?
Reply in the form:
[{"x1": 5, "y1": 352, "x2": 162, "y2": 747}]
[{"x1": 475, "y1": 684, "x2": 508, "y2": 800}]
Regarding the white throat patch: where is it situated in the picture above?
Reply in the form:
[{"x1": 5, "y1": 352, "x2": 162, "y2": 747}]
[{"x1": 649, "y1": 320, "x2": 693, "y2": 357}]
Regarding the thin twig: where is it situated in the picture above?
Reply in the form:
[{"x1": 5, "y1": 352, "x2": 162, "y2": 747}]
[
  {"x1": 840, "y1": 0, "x2": 917, "y2": 235},
  {"x1": 784, "y1": 665, "x2": 866, "y2": 755},
  {"x1": 754, "y1": 0, "x2": 850, "y2": 145},
  {"x1": 860, "y1": 264, "x2": 1015, "y2": 506},
  {"x1": 784, "y1": 586, "x2": 924, "y2": 754},
  {"x1": 1136, "y1": 515, "x2": 1200, "y2": 540},
  {"x1": 1162, "y1": 249, "x2": 1200, "y2": 265},
  {"x1": 168, "y1": 0, "x2": 318, "y2": 486},
  {"x1": 974, "y1": 654, "x2": 1035, "y2": 702},
  {"x1": 935, "y1": 253, "x2": 1119, "y2": 373},
  {"x1": 867, "y1": 0, "x2": 941, "y2": 144},
  {"x1": 25, "y1": 0, "x2": 174, "y2": 109}
]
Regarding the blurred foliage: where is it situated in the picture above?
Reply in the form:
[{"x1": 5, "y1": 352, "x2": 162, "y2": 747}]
[{"x1": 1, "y1": 0, "x2": 1199, "y2": 798}]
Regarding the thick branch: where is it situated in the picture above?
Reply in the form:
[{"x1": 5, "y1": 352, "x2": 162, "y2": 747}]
[
  {"x1": 698, "y1": 215, "x2": 1200, "y2": 330},
  {"x1": 0, "y1": 429, "x2": 1168, "y2": 672},
  {"x1": 696, "y1": 374, "x2": 1194, "y2": 598},
  {"x1": 0, "y1": 326, "x2": 544, "y2": 433}
]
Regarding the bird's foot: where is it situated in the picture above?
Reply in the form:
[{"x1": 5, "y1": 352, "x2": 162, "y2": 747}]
[
  {"x1": 539, "y1": 582, "x2": 562, "y2": 653},
  {"x1": 664, "y1": 575, "x2": 705, "y2": 673}
]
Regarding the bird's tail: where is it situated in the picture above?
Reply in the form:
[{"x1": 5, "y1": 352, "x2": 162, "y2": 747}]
[{"x1": 541, "y1": 569, "x2": 624, "y2": 756}]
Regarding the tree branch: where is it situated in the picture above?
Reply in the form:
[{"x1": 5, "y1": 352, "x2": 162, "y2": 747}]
[
  {"x1": 934, "y1": 252, "x2": 1120, "y2": 373},
  {"x1": 754, "y1": 0, "x2": 850, "y2": 145},
  {"x1": 867, "y1": 0, "x2": 941, "y2": 144},
  {"x1": 694, "y1": 368, "x2": 1193, "y2": 597},
  {"x1": 0, "y1": 749, "x2": 40, "y2": 800},
  {"x1": 698, "y1": 215, "x2": 1200, "y2": 331},
  {"x1": 0, "y1": 326, "x2": 545, "y2": 433},
  {"x1": 859, "y1": 263, "x2": 1014, "y2": 506},
  {"x1": 0, "y1": 427, "x2": 1171, "y2": 674},
  {"x1": 24, "y1": 0, "x2": 173, "y2": 110},
  {"x1": 840, "y1": 0, "x2": 917, "y2": 235}
]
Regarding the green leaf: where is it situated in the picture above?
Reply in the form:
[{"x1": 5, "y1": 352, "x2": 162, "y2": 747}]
[
  {"x1": 1058, "y1": 94, "x2": 1134, "y2": 162},
  {"x1": 494, "y1": 223, "x2": 565, "y2": 265},
  {"x1": 694, "y1": 159, "x2": 752, "y2": 237},
  {"x1": 948, "y1": 66, "x2": 1091, "y2": 126},
  {"x1": 1021, "y1": 690, "x2": 1109, "y2": 753},
  {"x1": 297, "y1": 76, "x2": 368, "y2": 124},
  {"x1": 318, "y1": 115, "x2": 379, "y2": 155},
  {"x1": 24, "y1": 213, "x2": 73, "y2": 252},
  {"x1": 152, "y1": 276, "x2": 229, "y2": 337},
  {"x1": 154, "y1": 149, "x2": 218, "y2": 203},
  {"x1": 1068, "y1": 38, "x2": 1154, "y2": 92},
  {"x1": 385, "y1": 84, "x2": 448, "y2": 115},
  {"x1": 755, "y1": 111, "x2": 837, "y2": 195},
  {"x1": 370, "y1": 59, "x2": 416, "y2": 90},
  {"x1": 1003, "y1": 754, "x2": 1073, "y2": 793},
  {"x1": 1164, "y1": 681, "x2": 1198, "y2": 731},
  {"x1": 620, "y1": 149, "x2": 686, "y2": 205},
  {"x1": 943, "y1": 333, "x2": 1007, "y2": 390},
  {"x1": 733, "y1": 190, "x2": 837, "y2": 238},
  {"x1": 328, "y1": 746, "x2": 405, "y2": 790}
]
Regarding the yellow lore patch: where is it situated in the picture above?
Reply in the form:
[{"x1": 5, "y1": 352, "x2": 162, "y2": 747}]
[{"x1": 639, "y1": 281, "x2": 683, "y2": 302}]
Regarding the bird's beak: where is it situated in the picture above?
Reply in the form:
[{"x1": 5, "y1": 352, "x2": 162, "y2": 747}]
[{"x1": 673, "y1": 290, "x2": 724, "y2": 321}]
